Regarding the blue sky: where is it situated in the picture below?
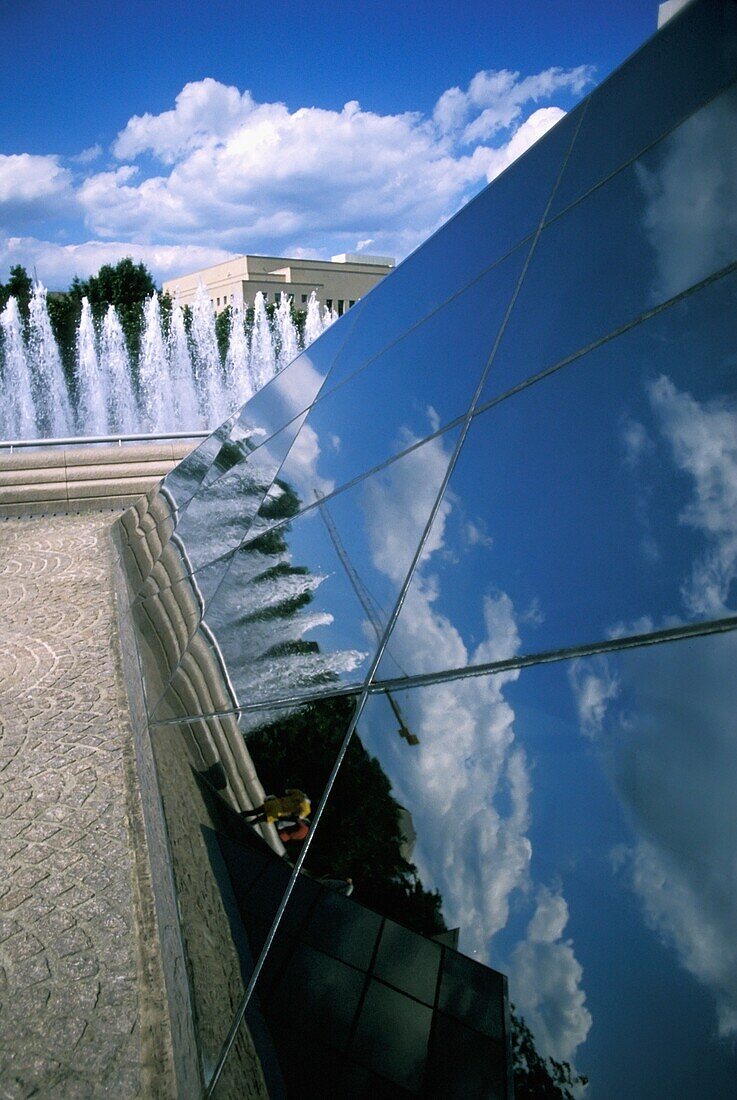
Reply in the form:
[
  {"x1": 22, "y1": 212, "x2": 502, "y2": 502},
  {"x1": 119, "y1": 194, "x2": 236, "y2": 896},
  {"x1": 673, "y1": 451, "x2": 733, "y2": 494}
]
[{"x1": 0, "y1": 0, "x2": 657, "y2": 287}]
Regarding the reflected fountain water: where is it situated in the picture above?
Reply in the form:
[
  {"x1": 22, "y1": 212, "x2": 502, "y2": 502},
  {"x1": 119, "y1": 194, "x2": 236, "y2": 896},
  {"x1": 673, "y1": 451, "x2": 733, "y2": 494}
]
[{"x1": 0, "y1": 280, "x2": 336, "y2": 440}]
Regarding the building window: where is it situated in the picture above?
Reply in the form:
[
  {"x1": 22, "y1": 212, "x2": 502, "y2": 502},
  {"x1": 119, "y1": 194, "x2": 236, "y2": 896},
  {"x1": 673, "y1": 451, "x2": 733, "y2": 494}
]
[
  {"x1": 337, "y1": 299, "x2": 345, "y2": 315},
  {"x1": 301, "y1": 294, "x2": 307, "y2": 304},
  {"x1": 326, "y1": 299, "x2": 333, "y2": 310},
  {"x1": 216, "y1": 297, "x2": 220, "y2": 306},
  {"x1": 349, "y1": 300, "x2": 356, "y2": 308}
]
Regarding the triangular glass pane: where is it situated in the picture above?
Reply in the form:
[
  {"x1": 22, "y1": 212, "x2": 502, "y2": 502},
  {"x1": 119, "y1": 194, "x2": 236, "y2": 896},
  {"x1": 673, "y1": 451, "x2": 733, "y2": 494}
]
[
  {"x1": 377, "y1": 267, "x2": 737, "y2": 682},
  {"x1": 318, "y1": 108, "x2": 579, "y2": 399},
  {"x1": 259, "y1": 246, "x2": 526, "y2": 508},
  {"x1": 146, "y1": 689, "x2": 358, "y2": 1087},
  {"x1": 481, "y1": 80, "x2": 737, "y2": 403},
  {"x1": 150, "y1": 426, "x2": 461, "y2": 720}
]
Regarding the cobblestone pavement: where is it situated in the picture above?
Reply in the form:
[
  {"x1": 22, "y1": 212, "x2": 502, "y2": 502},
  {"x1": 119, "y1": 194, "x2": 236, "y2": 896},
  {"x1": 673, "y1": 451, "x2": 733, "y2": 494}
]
[{"x1": 0, "y1": 512, "x2": 149, "y2": 1098}]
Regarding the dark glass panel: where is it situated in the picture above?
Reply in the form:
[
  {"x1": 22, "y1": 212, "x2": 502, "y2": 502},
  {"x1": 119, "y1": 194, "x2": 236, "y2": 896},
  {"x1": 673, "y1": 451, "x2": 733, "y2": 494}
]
[
  {"x1": 301, "y1": 887, "x2": 382, "y2": 971},
  {"x1": 482, "y1": 79, "x2": 737, "y2": 401},
  {"x1": 343, "y1": 630, "x2": 737, "y2": 1098},
  {"x1": 350, "y1": 980, "x2": 433, "y2": 1090},
  {"x1": 373, "y1": 918, "x2": 441, "y2": 1006},
  {"x1": 265, "y1": 943, "x2": 365, "y2": 1049},
  {"x1": 439, "y1": 949, "x2": 506, "y2": 1040},
  {"x1": 550, "y1": 0, "x2": 737, "y2": 217},
  {"x1": 316, "y1": 110, "x2": 579, "y2": 399},
  {"x1": 426, "y1": 1013, "x2": 507, "y2": 1100},
  {"x1": 148, "y1": 690, "x2": 358, "y2": 1091},
  {"x1": 379, "y1": 269, "x2": 737, "y2": 679},
  {"x1": 149, "y1": 425, "x2": 461, "y2": 719},
  {"x1": 265, "y1": 249, "x2": 526, "y2": 503}
]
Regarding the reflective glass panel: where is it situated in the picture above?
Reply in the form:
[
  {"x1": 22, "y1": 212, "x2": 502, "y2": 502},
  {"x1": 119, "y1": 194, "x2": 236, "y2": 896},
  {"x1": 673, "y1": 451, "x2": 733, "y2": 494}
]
[
  {"x1": 147, "y1": 690, "x2": 357, "y2": 1091},
  {"x1": 550, "y1": 0, "x2": 737, "y2": 218},
  {"x1": 262, "y1": 249, "x2": 526, "y2": 504},
  {"x1": 379, "y1": 268, "x2": 737, "y2": 680},
  {"x1": 481, "y1": 79, "x2": 737, "y2": 402},
  {"x1": 154, "y1": 415, "x2": 308, "y2": 576},
  {"x1": 191, "y1": 301, "x2": 367, "y2": 497},
  {"x1": 237, "y1": 678, "x2": 514, "y2": 1096},
  {"x1": 157, "y1": 412, "x2": 240, "y2": 513},
  {"x1": 150, "y1": 426, "x2": 462, "y2": 720},
  {"x1": 314, "y1": 109, "x2": 580, "y2": 400},
  {"x1": 326, "y1": 628, "x2": 737, "y2": 1098}
]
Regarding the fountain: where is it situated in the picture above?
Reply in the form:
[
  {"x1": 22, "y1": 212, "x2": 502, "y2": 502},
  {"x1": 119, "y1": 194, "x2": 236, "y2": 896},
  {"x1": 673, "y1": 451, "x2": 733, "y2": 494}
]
[
  {"x1": 0, "y1": 280, "x2": 336, "y2": 441},
  {"x1": 27, "y1": 283, "x2": 74, "y2": 437}
]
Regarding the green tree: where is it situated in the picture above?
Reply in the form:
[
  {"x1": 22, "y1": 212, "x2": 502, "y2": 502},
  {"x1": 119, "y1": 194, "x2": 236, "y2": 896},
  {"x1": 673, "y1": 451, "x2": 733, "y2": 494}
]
[
  {"x1": 215, "y1": 304, "x2": 232, "y2": 361},
  {"x1": 246, "y1": 693, "x2": 446, "y2": 936},
  {"x1": 0, "y1": 265, "x2": 33, "y2": 316},
  {"x1": 510, "y1": 1006, "x2": 588, "y2": 1099},
  {"x1": 70, "y1": 257, "x2": 159, "y2": 361}
]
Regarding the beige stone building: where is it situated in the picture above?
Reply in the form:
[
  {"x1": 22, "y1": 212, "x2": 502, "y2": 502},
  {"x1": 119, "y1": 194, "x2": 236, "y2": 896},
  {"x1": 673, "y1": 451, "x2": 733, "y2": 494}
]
[{"x1": 162, "y1": 252, "x2": 395, "y2": 316}]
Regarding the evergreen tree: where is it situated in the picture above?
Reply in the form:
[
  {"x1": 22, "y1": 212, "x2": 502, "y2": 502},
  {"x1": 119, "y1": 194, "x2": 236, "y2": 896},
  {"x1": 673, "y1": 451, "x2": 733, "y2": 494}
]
[{"x1": 0, "y1": 265, "x2": 33, "y2": 316}]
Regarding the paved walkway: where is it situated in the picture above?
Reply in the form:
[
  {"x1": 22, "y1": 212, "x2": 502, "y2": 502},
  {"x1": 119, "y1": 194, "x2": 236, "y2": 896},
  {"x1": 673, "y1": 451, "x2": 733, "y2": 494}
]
[{"x1": 0, "y1": 512, "x2": 166, "y2": 1098}]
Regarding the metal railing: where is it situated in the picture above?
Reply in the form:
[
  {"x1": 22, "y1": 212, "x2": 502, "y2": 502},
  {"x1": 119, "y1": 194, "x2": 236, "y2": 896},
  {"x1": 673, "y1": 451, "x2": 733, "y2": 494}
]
[{"x1": 0, "y1": 430, "x2": 210, "y2": 452}]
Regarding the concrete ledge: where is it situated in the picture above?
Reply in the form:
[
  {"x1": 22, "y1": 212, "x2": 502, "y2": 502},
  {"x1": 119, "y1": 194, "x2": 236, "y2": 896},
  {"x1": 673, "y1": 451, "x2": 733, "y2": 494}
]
[{"x1": 0, "y1": 441, "x2": 196, "y2": 515}]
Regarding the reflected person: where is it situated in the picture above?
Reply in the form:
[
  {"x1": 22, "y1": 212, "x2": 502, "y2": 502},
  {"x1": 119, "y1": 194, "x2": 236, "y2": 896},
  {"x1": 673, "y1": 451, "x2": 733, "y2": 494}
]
[{"x1": 241, "y1": 788, "x2": 311, "y2": 825}]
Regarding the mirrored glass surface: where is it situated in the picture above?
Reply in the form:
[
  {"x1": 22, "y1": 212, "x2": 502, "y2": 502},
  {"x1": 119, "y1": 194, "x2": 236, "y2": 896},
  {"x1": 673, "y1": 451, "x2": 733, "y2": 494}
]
[
  {"x1": 190, "y1": 302, "x2": 367, "y2": 497},
  {"x1": 261, "y1": 249, "x2": 526, "y2": 506},
  {"x1": 117, "y1": 420, "x2": 301, "y2": 615},
  {"x1": 156, "y1": 412, "x2": 241, "y2": 514},
  {"x1": 481, "y1": 78, "x2": 737, "y2": 403},
  {"x1": 378, "y1": 268, "x2": 737, "y2": 681},
  {"x1": 216, "y1": 771, "x2": 511, "y2": 1098},
  {"x1": 149, "y1": 426, "x2": 462, "y2": 721},
  {"x1": 312, "y1": 110, "x2": 580, "y2": 403},
  {"x1": 146, "y1": 691, "x2": 356, "y2": 1094},
  {"x1": 550, "y1": 0, "x2": 737, "y2": 218},
  {"x1": 154, "y1": 415, "x2": 309, "y2": 577},
  {"x1": 313, "y1": 628, "x2": 737, "y2": 1098}
]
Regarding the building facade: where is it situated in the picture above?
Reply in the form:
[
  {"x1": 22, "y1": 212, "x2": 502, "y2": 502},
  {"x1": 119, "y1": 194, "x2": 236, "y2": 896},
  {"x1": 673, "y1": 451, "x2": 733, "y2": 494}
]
[
  {"x1": 162, "y1": 252, "x2": 395, "y2": 315},
  {"x1": 117, "y1": 1, "x2": 737, "y2": 1095}
]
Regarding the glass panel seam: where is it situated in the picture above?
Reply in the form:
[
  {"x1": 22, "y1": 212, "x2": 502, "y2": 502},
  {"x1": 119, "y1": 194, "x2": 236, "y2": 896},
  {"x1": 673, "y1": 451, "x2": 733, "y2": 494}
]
[
  {"x1": 369, "y1": 615, "x2": 737, "y2": 696},
  {"x1": 142, "y1": 416, "x2": 467, "y2": 720},
  {"x1": 151, "y1": 613, "x2": 737, "y2": 729},
  {"x1": 546, "y1": 70, "x2": 737, "y2": 229},
  {"x1": 473, "y1": 256, "x2": 737, "y2": 421},
  {"x1": 311, "y1": 238, "x2": 531, "y2": 409},
  {"x1": 206, "y1": 93, "x2": 588, "y2": 1093}
]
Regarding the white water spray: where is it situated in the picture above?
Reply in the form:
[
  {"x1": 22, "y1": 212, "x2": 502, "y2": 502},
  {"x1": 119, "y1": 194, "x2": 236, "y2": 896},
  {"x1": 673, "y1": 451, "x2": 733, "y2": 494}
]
[
  {"x1": 1, "y1": 281, "x2": 338, "y2": 440},
  {"x1": 0, "y1": 297, "x2": 37, "y2": 438},
  {"x1": 27, "y1": 283, "x2": 74, "y2": 437}
]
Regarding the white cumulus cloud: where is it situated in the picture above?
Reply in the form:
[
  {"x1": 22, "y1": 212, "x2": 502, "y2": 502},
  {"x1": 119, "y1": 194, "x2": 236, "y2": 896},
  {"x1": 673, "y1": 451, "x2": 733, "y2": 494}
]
[
  {"x1": 509, "y1": 885, "x2": 593, "y2": 1063},
  {"x1": 0, "y1": 235, "x2": 233, "y2": 287},
  {"x1": 1, "y1": 62, "x2": 594, "y2": 284},
  {"x1": 639, "y1": 88, "x2": 737, "y2": 300},
  {"x1": 647, "y1": 374, "x2": 737, "y2": 618},
  {"x1": 355, "y1": 429, "x2": 589, "y2": 1064}
]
